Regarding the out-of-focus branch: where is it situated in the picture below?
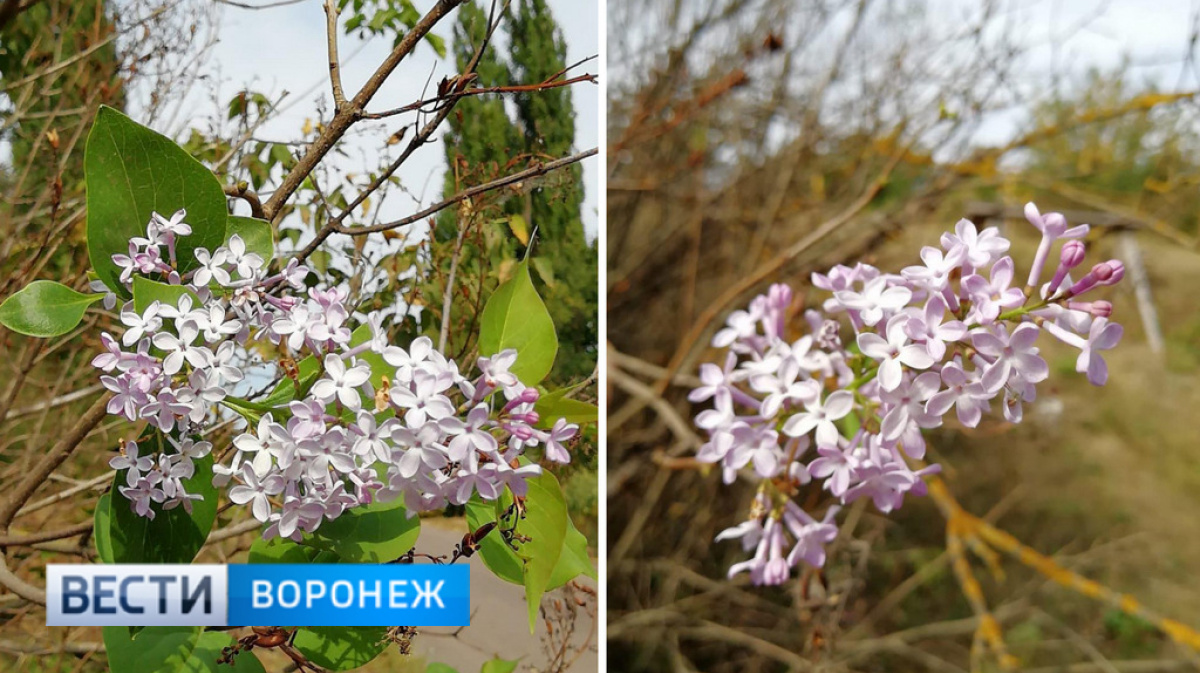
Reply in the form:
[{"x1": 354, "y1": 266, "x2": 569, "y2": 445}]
[
  {"x1": 653, "y1": 148, "x2": 907, "y2": 396},
  {"x1": 0, "y1": 392, "x2": 113, "y2": 531},
  {"x1": 215, "y1": 0, "x2": 305, "y2": 9},
  {"x1": 0, "y1": 521, "x2": 94, "y2": 547}
]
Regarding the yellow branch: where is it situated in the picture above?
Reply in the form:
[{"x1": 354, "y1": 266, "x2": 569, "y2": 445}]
[{"x1": 926, "y1": 475, "x2": 1200, "y2": 656}]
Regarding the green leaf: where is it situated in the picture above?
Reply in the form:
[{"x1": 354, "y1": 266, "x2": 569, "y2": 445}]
[
  {"x1": 86, "y1": 105, "x2": 228, "y2": 294},
  {"x1": 547, "y1": 515, "x2": 597, "y2": 587},
  {"x1": 103, "y1": 626, "x2": 266, "y2": 673},
  {"x1": 107, "y1": 430, "x2": 219, "y2": 564},
  {"x1": 465, "y1": 494, "x2": 523, "y2": 585},
  {"x1": 293, "y1": 627, "x2": 386, "y2": 671},
  {"x1": 132, "y1": 277, "x2": 199, "y2": 313},
  {"x1": 480, "y1": 658, "x2": 520, "y2": 673},
  {"x1": 302, "y1": 498, "x2": 420, "y2": 563},
  {"x1": 226, "y1": 216, "x2": 275, "y2": 264},
  {"x1": 531, "y1": 256, "x2": 556, "y2": 287},
  {"x1": 517, "y1": 471, "x2": 569, "y2": 632},
  {"x1": 466, "y1": 470, "x2": 573, "y2": 632},
  {"x1": 0, "y1": 280, "x2": 103, "y2": 337},
  {"x1": 534, "y1": 389, "x2": 598, "y2": 428},
  {"x1": 348, "y1": 323, "x2": 392, "y2": 390},
  {"x1": 478, "y1": 259, "x2": 558, "y2": 385},
  {"x1": 248, "y1": 536, "x2": 317, "y2": 564},
  {"x1": 426, "y1": 664, "x2": 459, "y2": 673},
  {"x1": 93, "y1": 493, "x2": 115, "y2": 564},
  {"x1": 424, "y1": 32, "x2": 447, "y2": 58}
]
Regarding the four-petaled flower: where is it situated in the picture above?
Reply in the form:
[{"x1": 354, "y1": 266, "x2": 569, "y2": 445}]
[
  {"x1": 312, "y1": 355, "x2": 371, "y2": 410},
  {"x1": 782, "y1": 390, "x2": 854, "y2": 447}
]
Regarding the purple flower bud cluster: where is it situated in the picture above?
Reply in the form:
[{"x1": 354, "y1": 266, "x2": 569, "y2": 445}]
[
  {"x1": 96, "y1": 210, "x2": 578, "y2": 538},
  {"x1": 692, "y1": 203, "x2": 1124, "y2": 586}
]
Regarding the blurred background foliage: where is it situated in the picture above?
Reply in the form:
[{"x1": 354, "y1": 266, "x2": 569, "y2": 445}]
[{"x1": 607, "y1": 0, "x2": 1200, "y2": 671}]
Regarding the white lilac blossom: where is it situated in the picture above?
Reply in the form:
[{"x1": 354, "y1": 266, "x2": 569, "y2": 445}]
[
  {"x1": 100, "y1": 210, "x2": 579, "y2": 540},
  {"x1": 695, "y1": 204, "x2": 1124, "y2": 586}
]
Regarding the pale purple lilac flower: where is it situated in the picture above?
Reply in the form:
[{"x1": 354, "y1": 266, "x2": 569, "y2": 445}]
[
  {"x1": 97, "y1": 211, "x2": 583, "y2": 538},
  {"x1": 693, "y1": 204, "x2": 1124, "y2": 586}
]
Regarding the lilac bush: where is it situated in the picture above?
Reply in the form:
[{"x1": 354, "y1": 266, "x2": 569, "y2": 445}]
[
  {"x1": 96, "y1": 209, "x2": 576, "y2": 539},
  {"x1": 691, "y1": 204, "x2": 1124, "y2": 586}
]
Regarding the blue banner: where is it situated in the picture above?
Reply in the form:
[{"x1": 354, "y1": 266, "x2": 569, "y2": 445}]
[
  {"x1": 228, "y1": 564, "x2": 470, "y2": 626},
  {"x1": 47, "y1": 564, "x2": 470, "y2": 626}
]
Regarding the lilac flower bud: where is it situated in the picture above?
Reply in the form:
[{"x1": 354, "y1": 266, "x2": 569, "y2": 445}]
[
  {"x1": 1068, "y1": 301, "x2": 1113, "y2": 318},
  {"x1": 1045, "y1": 240, "x2": 1086, "y2": 296},
  {"x1": 1060, "y1": 240, "x2": 1086, "y2": 268},
  {"x1": 1098, "y1": 260, "x2": 1125, "y2": 286},
  {"x1": 508, "y1": 423, "x2": 535, "y2": 441},
  {"x1": 764, "y1": 283, "x2": 793, "y2": 340},
  {"x1": 1068, "y1": 261, "x2": 1113, "y2": 297},
  {"x1": 1042, "y1": 212, "x2": 1067, "y2": 236}
]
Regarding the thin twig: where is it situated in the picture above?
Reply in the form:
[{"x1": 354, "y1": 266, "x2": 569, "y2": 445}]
[
  {"x1": 324, "y1": 0, "x2": 348, "y2": 110},
  {"x1": 332, "y1": 148, "x2": 597, "y2": 236}
]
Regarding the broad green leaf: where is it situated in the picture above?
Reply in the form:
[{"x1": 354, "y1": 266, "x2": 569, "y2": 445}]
[
  {"x1": 465, "y1": 493, "x2": 523, "y2": 585},
  {"x1": 302, "y1": 498, "x2": 419, "y2": 563},
  {"x1": 426, "y1": 664, "x2": 459, "y2": 673},
  {"x1": 248, "y1": 536, "x2": 317, "y2": 564},
  {"x1": 517, "y1": 470, "x2": 569, "y2": 632},
  {"x1": 93, "y1": 493, "x2": 114, "y2": 564},
  {"x1": 293, "y1": 626, "x2": 386, "y2": 671},
  {"x1": 86, "y1": 106, "x2": 228, "y2": 294},
  {"x1": 465, "y1": 471, "x2": 573, "y2": 632},
  {"x1": 226, "y1": 215, "x2": 275, "y2": 263},
  {"x1": 467, "y1": 483, "x2": 592, "y2": 591},
  {"x1": 478, "y1": 259, "x2": 557, "y2": 385},
  {"x1": 481, "y1": 658, "x2": 520, "y2": 673},
  {"x1": 103, "y1": 626, "x2": 265, "y2": 673},
  {"x1": 107, "y1": 430, "x2": 218, "y2": 564},
  {"x1": 534, "y1": 389, "x2": 598, "y2": 428},
  {"x1": 546, "y1": 515, "x2": 597, "y2": 588},
  {"x1": 0, "y1": 280, "x2": 103, "y2": 337},
  {"x1": 132, "y1": 277, "x2": 199, "y2": 313}
]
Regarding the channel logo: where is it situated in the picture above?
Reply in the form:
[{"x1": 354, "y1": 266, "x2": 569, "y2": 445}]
[{"x1": 47, "y1": 564, "x2": 470, "y2": 626}]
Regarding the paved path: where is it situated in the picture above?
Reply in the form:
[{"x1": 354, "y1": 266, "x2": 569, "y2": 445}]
[{"x1": 407, "y1": 517, "x2": 598, "y2": 673}]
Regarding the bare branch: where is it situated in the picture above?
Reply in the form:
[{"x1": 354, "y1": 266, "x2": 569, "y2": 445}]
[
  {"x1": 261, "y1": 0, "x2": 468, "y2": 221},
  {"x1": 331, "y1": 148, "x2": 597, "y2": 237},
  {"x1": 323, "y1": 0, "x2": 348, "y2": 110},
  {"x1": 361, "y1": 73, "x2": 598, "y2": 120},
  {"x1": 0, "y1": 392, "x2": 113, "y2": 531},
  {"x1": 224, "y1": 181, "x2": 266, "y2": 219}
]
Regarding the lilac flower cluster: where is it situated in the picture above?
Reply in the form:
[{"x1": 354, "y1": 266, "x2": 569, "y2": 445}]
[
  {"x1": 692, "y1": 204, "x2": 1124, "y2": 586},
  {"x1": 96, "y1": 210, "x2": 577, "y2": 539}
]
